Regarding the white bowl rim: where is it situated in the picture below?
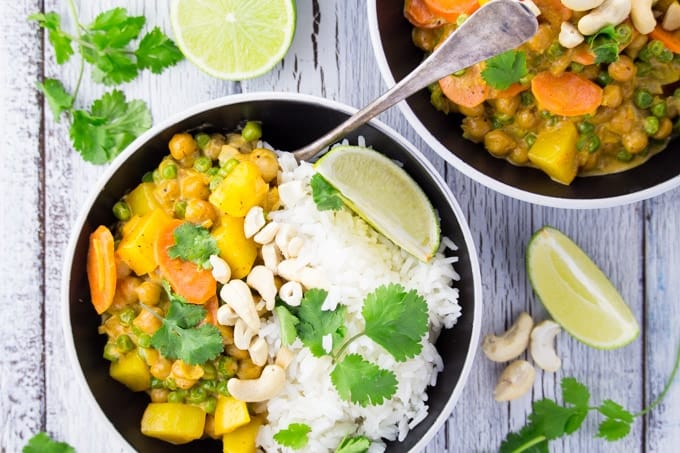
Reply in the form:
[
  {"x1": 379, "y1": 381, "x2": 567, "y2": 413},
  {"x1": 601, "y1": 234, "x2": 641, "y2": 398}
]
[
  {"x1": 61, "y1": 91, "x2": 483, "y2": 452},
  {"x1": 366, "y1": 0, "x2": 680, "y2": 209}
]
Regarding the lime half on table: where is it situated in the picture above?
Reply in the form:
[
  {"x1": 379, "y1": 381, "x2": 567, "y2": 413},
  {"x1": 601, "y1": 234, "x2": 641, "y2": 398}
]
[
  {"x1": 170, "y1": 0, "x2": 296, "y2": 80},
  {"x1": 314, "y1": 145, "x2": 440, "y2": 262},
  {"x1": 527, "y1": 226, "x2": 639, "y2": 349}
]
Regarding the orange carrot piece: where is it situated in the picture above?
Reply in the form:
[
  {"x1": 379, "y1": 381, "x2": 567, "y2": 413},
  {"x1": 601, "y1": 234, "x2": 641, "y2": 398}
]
[
  {"x1": 87, "y1": 225, "x2": 117, "y2": 315},
  {"x1": 490, "y1": 82, "x2": 529, "y2": 99},
  {"x1": 156, "y1": 220, "x2": 216, "y2": 305},
  {"x1": 201, "y1": 296, "x2": 219, "y2": 326},
  {"x1": 423, "y1": 0, "x2": 480, "y2": 22},
  {"x1": 404, "y1": 0, "x2": 447, "y2": 28},
  {"x1": 650, "y1": 26, "x2": 680, "y2": 54},
  {"x1": 531, "y1": 71, "x2": 603, "y2": 117},
  {"x1": 438, "y1": 63, "x2": 490, "y2": 108},
  {"x1": 571, "y1": 44, "x2": 596, "y2": 65}
]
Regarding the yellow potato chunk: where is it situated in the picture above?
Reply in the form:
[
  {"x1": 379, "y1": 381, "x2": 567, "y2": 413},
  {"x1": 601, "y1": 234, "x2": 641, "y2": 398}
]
[
  {"x1": 211, "y1": 215, "x2": 257, "y2": 279},
  {"x1": 109, "y1": 351, "x2": 151, "y2": 392},
  {"x1": 528, "y1": 121, "x2": 579, "y2": 185},
  {"x1": 141, "y1": 403, "x2": 206, "y2": 445},
  {"x1": 116, "y1": 208, "x2": 173, "y2": 275},
  {"x1": 126, "y1": 182, "x2": 161, "y2": 216},
  {"x1": 209, "y1": 161, "x2": 268, "y2": 217},
  {"x1": 214, "y1": 396, "x2": 251, "y2": 436},
  {"x1": 222, "y1": 414, "x2": 265, "y2": 453}
]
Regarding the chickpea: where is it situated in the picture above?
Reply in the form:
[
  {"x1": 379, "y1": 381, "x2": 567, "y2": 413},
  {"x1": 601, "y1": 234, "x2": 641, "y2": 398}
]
[
  {"x1": 508, "y1": 146, "x2": 529, "y2": 165},
  {"x1": 249, "y1": 148, "x2": 279, "y2": 182},
  {"x1": 236, "y1": 357, "x2": 263, "y2": 380},
  {"x1": 492, "y1": 96, "x2": 520, "y2": 117},
  {"x1": 462, "y1": 116, "x2": 492, "y2": 142},
  {"x1": 150, "y1": 357, "x2": 172, "y2": 380},
  {"x1": 112, "y1": 276, "x2": 141, "y2": 308},
  {"x1": 653, "y1": 117, "x2": 673, "y2": 140},
  {"x1": 577, "y1": 150, "x2": 598, "y2": 171},
  {"x1": 171, "y1": 360, "x2": 205, "y2": 380},
  {"x1": 624, "y1": 34, "x2": 648, "y2": 60},
  {"x1": 608, "y1": 56, "x2": 636, "y2": 82},
  {"x1": 264, "y1": 187, "x2": 281, "y2": 212},
  {"x1": 135, "y1": 281, "x2": 161, "y2": 306},
  {"x1": 204, "y1": 134, "x2": 226, "y2": 160},
  {"x1": 115, "y1": 258, "x2": 131, "y2": 279},
  {"x1": 133, "y1": 307, "x2": 163, "y2": 334},
  {"x1": 180, "y1": 173, "x2": 210, "y2": 200},
  {"x1": 622, "y1": 129, "x2": 649, "y2": 154},
  {"x1": 184, "y1": 199, "x2": 217, "y2": 227},
  {"x1": 155, "y1": 179, "x2": 180, "y2": 204},
  {"x1": 149, "y1": 388, "x2": 169, "y2": 403},
  {"x1": 527, "y1": 24, "x2": 553, "y2": 53},
  {"x1": 218, "y1": 325, "x2": 235, "y2": 345},
  {"x1": 225, "y1": 343, "x2": 250, "y2": 360},
  {"x1": 169, "y1": 133, "x2": 198, "y2": 161},
  {"x1": 484, "y1": 130, "x2": 516, "y2": 157},
  {"x1": 515, "y1": 108, "x2": 537, "y2": 129},
  {"x1": 459, "y1": 103, "x2": 485, "y2": 117},
  {"x1": 218, "y1": 145, "x2": 245, "y2": 166},
  {"x1": 602, "y1": 84, "x2": 623, "y2": 108},
  {"x1": 412, "y1": 28, "x2": 438, "y2": 52},
  {"x1": 227, "y1": 133, "x2": 252, "y2": 153}
]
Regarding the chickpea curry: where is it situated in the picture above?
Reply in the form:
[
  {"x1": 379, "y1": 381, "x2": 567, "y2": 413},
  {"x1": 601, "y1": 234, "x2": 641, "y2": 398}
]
[
  {"x1": 405, "y1": 0, "x2": 680, "y2": 184},
  {"x1": 86, "y1": 122, "x2": 285, "y2": 450}
]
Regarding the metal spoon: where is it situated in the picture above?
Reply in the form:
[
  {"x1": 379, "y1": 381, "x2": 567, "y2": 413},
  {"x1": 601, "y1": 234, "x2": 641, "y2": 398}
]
[{"x1": 292, "y1": 0, "x2": 538, "y2": 161}]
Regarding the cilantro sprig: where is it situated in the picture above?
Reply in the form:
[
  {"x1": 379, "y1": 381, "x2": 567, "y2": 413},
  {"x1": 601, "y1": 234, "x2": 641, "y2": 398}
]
[
  {"x1": 167, "y1": 223, "x2": 220, "y2": 270},
  {"x1": 311, "y1": 173, "x2": 344, "y2": 211},
  {"x1": 29, "y1": 1, "x2": 183, "y2": 164},
  {"x1": 334, "y1": 435, "x2": 371, "y2": 453},
  {"x1": 146, "y1": 281, "x2": 224, "y2": 365},
  {"x1": 587, "y1": 24, "x2": 632, "y2": 65},
  {"x1": 273, "y1": 423, "x2": 312, "y2": 450},
  {"x1": 23, "y1": 432, "x2": 75, "y2": 453},
  {"x1": 500, "y1": 339, "x2": 680, "y2": 452},
  {"x1": 481, "y1": 50, "x2": 528, "y2": 90},
  {"x1": 278, "y1": 283, "x2": 429, "y2": 407}
]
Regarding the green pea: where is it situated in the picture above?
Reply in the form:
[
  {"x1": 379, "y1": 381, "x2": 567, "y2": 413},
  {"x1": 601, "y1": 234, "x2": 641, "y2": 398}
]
[
  {"x1": 648, "y1": 40, "x2": 665, "y2": 57},
  {"x1": 637, "y1": 46, "x2": 653, "y2": 62},
  {"x1": 651, "y1": 102, "x2": 667, "y2": 118},
  {"x1": 103, "y1": 343, "x2": 120, "y2": 362},
  {"x1": 142, "y1": 171, "x2": 154, "y2": 183},
  {"x1": 195, "y1": 132, "x2": 211, "y2": 150},
  {"x1": 659, "y1": 49, "x2": 674, "y2": 63},
  {"x1": 116, "y1": 334, "x2": 134, "y2": 353},
  {"x1": 201, "y1": 396, "x2": 217, "y2": 414},
  {"x1": 570, "y1": 62, "x2": 584, "y2": 73},
  {"x1": 217, "y1": 356, "x2": 238, "y2": 378},
  {"x1": 209, "y1": 176, "x2": 223, "y2": 191},
  {"x1": 614, "y1": 24, "x2": 632, "y2": 45},
  {"x1": 616, "y1": 149, "x2": 634, "y2": 162},
  {"x1": 547, "y1": 42, "x2": 564, "y2": 58},
  {"x1": 633, "y1": 89, "x2": 653, "y2": 109},
  {"x1": 577, "y1": 121, "x2": 595, "y2": 134},
  {"x1": 452, "y1": 68, "x2": 466, "y2": 77},
  {"x1": 174, "y1": 200, "x2": 187, "y2": 219},
  {"x1": 220, "y1": 158, "x2": 240, "y2": 175},
  {"x1": 152, "y1": 169, "x2": 162, "y2": 184},
  {"x1": 201, "y1": 379, "x2": 218, "y2": 393},
  {"x1": 167, "y1": 390, "x2": 185, "y2": 403},
  {"x1": 138, "y1": 333, "x2": 152, "y2": 349},
  {"x1": 576, "y1": 134, "x2": 601, "y2": 153},
  {"x1": 151, "y1": 377, "x2": 164, "y2": 389},
  {"x1": 202, "y1": 362, "x2": 217, "y2": 380},
  {"x1": 643, "y1": 116, "x2": 660, "y2": 135},
  {"x1": 161, "y1": 163, "x2": 178, "y2": 179},
  {"x1": 193, "y1": 156, "x2": 212, "y2": 173},
  {"x1": 596, "y1": 71, "x2": 613, "y2": 86},
  {"x1": 186, "y1": 386, "x2": 207, "y2": 404},
  {"x1": 165, "y1": 377, "x2": 178, "y2": 391},
  {"x1": 524, "y1": 132, "x2": 537, "y2": 148},
  {"x1": 455, "y1": 13, "x2": 468, "y2": 26},
  {"x1": 112, "y1": 201, "x2": 131, "y2": 221},
  {"x1": 216, "y1": 380, "x2": 231, "y2": 396},
  {"x1": 430, "y1": 86, "x2": 449, "y2": 112},
  {"x1": 206, "y1": 167, "x2": 220, "y2": 176},
  {"x1": 636, "y1": 61, "x2": 652, "y2": 77},
  {"x1": 119, "y1": 307, "x2": 136, "y2": 326},
  {"x1": 520, "y1": 91, "x2": 534, "y2": 106},
  {"x1": 241, "y1": 121, "x2": 262, "y2": 142}
]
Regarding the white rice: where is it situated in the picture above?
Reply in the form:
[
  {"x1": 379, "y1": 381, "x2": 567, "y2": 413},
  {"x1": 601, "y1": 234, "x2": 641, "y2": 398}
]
[{"x1": 256, "y1": 152, "x2": 462, "y2": 452}]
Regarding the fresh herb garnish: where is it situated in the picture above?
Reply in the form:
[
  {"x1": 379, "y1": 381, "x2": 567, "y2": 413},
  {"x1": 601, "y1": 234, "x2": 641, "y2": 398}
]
[
  {"x1": 334, "y1": 435, "x2": 371, "y2": 453},
  {"x1": 273, "y1": 423, "x2": 312, "y2": 449},
  {"x1": 148, "y1": 282, "x2": 223, "y2": 365},
  {"x1": 29, "y1": 3, "x2": 182, "y2": 164},
  {"x1": 500, "y1": 339, "x2": 680, "y2": 452},
  {"x1": 167, "y1": 223, "x2": 220, "y2": 270},
  {"x1": 294, "y1": 289, "x2": 347, "y2": 357},
  {"x1": 587, "y1": 25, "x2": 620, "y2": 65},
  {"x1": 23, "y1": 432, "x2": 75, "y2": 453},
  {"x1": 311, "y1": 173, "x2": 344, "y2": 211},
  {"x1": 481, "y1": 50, "x2": 528, "y2": 90},
  {"x1": 275, "y1": 304, "x2": 300, "y2": 346},
  {"x1": 331, "y1": 353, "x2": 399, "y2": 407}
]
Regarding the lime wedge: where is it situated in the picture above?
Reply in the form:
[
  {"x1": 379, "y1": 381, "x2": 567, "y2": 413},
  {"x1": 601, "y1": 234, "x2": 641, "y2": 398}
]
[
  {"x1": 314, "y1": 145, "x2": 440, "y2": 262},
  {"x1": 526, "y1": 226, "x2": 639, "y2": 349},
  {"x1": 170, "y1": 0, "x2": 296, "y2": 80}
]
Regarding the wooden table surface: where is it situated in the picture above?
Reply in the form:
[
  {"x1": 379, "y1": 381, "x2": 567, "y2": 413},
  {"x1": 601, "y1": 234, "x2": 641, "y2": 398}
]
[{"x1": 1, "y1": 1, "x2": 679, "y2": 452}]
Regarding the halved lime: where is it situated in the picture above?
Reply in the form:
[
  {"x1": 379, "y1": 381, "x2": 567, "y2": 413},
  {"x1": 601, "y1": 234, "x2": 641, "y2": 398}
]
[
  {"x1": 314, "y1": 145, "x2": 440, "y2": 262},
  {"x1": 526, "y1": 226, "x2": 639, "y2": 349},
  {"x1": 170, "y1": 0, "x2": 296, "y2": 80}
]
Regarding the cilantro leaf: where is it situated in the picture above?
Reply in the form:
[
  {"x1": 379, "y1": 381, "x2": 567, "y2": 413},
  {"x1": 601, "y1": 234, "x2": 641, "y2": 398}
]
[
  {"x1": 499, "y1": 424, "x2": 549, "y2": 453},
  {"x1": 362, "y1": 284, "x2": 428, "y2": 362},
  {"x1": 273, "y1": 423, "x2": 311, "y2": 450},
  {"x1": 70, "y1": 90, "x2": 151, "y2": 164},
  {"x1": 294, "y1": 289, "x2": 346, "y2": 357},
  {"x1": 167, "y1": 223, "x2": 220, "y2": 269},
  {"x1": 334, "y1": 435, "x2": 371, "y2": 453},
  {"x1": 23, "y1": 432, "x2": 75, "y2": 453},
  {"x1": 275, "y1": 305, "x2": 300, "y2": 346},
  {"x1": 597, "y1": 399, "x2": 634, "y2": 423},
  {"x1": 331, "y1": 353, "x2": 397, "y2": 407},
  {"x1": 587, "y1": 25, "x2": 619, "y2": 65},
  {"x1": 161, "y1": 280, "x2": 190, "y2": 305},
  {"x1": 136, "y1": 27, "x2": 184, "y2": 74},
  {"x1": 29, "y1": 12, "x2": 74, "y2": 64},
  {"x1": 562, "y1": 377, "x2": 590, "y2": 408},
  {"x1": 37, "y1": 78, "x2": 74, "y2": 120},
  {"x1": 597, "y1": 418, "x2": 632, "y2": 441},
  {"x1": 529, "y1": 399, "x2": 579, "y2": 440},
  {"x1": 311, "y1": 174, "x2": 344, "y2": 211},
  {"x1": 481, "y1": 50, "x2": 527, "y2": 90}
]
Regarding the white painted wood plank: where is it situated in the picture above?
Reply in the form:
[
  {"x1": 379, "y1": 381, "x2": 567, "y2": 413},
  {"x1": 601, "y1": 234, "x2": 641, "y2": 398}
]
[{"x1": 0, "y1": 0, "x2": 45, "y2": 448}]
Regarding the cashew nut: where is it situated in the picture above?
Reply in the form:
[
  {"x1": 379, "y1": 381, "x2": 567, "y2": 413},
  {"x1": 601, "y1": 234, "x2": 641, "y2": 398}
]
[
  {"x1": 530, "y1": 320, "x2": 562, "y2": 372},
  {"x1": 560, "y1": 0, "x2": 605, "y2": 11},
  {"x1": 482, "y1": 312, "x2": 534, "y2": 362},
  {"x1": 578, "y1": 0, "x2": 631, "y2": 36},
  {"x1": 662, "y1": 1, "x2": 680, "y2": 31},
  {"x1": 261, "y1": 242, "x2": 281, "y2": 272},
  {"x1": 277, "y1": 258, "x2": 306, "y2": 282},
  {"x1": 494, "y1": 360, "x2": 536, "y2": 402},
  {"x1": 216, "y1": 304, "x2": 239, "y2": 326},
  {"x1": 559, "y1": 21, "x2": 585, "y2": 48},
  {"x1": 277, "y1": 180, "x2": 306, "y2": 207},
  {"x1": 631, "y1": 0, "x2": 656, "y2": 34},
  {"x1": 299, "y1": 266, "x2": 329, "y2": 290},
  {"x1": 234, "y1": 318, "x2": 257, "y2": 350},
  {"x1": 209, "y1": 255, "x2": 231, "y2": 284},
  {"x1": 275, "y1": 347, "x2": 295, "y2": 370},
  {"x1": 287, "y1": 236, "x2": 304, "y2": 258},
  {"x1": 220, "y1": 279, "x2": 260, "y2": 332},
  {"x1": 227, "y1": 364, "x2": 286, "y2": 402},
  {"x1": 254, "y1": 221, "x2": 280, "y2": 245},
  {"x1": 279, "y1": 281, "x2": 303, "y2": 306},
  {"x1": 244, "y1": 206, "x2": 266, "y2": 238},
  {"x1": 248, "y1": 336, "x2": 269, "y2": 366},
  {"x1": 246, "y1": 265, "x2": 277, "y2": 311}
]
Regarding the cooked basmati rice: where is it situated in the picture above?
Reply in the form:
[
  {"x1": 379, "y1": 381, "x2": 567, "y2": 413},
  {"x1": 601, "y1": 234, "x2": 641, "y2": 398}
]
[{"x1": 256, "y1": 151, "x2": 461, "y2": 452}]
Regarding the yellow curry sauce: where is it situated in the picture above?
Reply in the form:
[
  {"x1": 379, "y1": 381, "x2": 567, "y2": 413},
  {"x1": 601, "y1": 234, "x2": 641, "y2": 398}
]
[{"x1": 406, "y1": 0, "x2": 680, "y2": 184}]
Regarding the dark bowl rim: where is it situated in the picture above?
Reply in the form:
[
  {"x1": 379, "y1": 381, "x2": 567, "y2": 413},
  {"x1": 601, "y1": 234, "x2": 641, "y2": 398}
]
[
  {"x1": 60, "y1": 92, "x2": 484, "y2": 452},
  {"x1": 366, "y1": 0, "x2": 680, "y2": 209}
]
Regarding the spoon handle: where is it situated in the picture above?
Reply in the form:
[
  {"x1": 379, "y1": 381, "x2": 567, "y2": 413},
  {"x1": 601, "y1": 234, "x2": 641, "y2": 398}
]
[{"x1": 292, "y1": 0, "x2": 538, "y2": 161}]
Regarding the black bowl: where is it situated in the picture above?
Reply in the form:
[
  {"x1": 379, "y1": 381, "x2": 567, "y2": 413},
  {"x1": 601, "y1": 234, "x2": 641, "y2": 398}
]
[
  {"x1": 368, "y1": 1, "x2": 680, "y2": 208},
  {"x1": 62, "y1": 93, "x2": 482, "y2": 452}
]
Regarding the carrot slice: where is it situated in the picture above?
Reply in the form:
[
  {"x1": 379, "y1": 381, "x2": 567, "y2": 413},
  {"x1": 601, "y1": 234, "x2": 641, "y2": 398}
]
[
  {"x1": 438, "y1": 63, "x2": 490, "y2": 108},
  {"x1": 531, "y1": 71, "x2": 603, "y2": 117},
  {"x1": 405, "y1": 0, "x2": 447, "y2": 27},
  {"x1": 423, "y1": 0, "x2": 480, "y2": 22},
  {"x1": 202, "y1": 296, "x2": 219, "y2": 326},
  {"x1": 571, "y1": 44, "x2": 596, "y2": 66},
  {"x1": 649, "y1": 25, "x2": 680, "y2": 53},
  {"x1": 490, "y1": 82, "x2": 529, "y2": 99},
  {"x1": 156, "y1": 220, "x2": 216, "y2": 305},
  {"x1": 87, "y1": 225, "x2": 117, "y2": 315}
]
